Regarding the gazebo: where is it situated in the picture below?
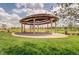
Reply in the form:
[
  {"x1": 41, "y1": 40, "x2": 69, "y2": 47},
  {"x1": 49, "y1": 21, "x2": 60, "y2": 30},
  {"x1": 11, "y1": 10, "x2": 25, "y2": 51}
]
[
  {"x1": 12, "y1": 13, "x2": 68, "y2": 38},
  {"x1": 19, "y1": 13, "x2": 58, "y2": 35}
]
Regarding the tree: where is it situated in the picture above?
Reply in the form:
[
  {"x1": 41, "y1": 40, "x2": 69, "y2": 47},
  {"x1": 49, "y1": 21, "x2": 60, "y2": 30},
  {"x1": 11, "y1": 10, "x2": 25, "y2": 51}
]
[
  {"x1": 56, "y1": 3, "x2": 79, "y2": 34},
  {"x1": 56, "y1": 3, "x2": 71, "y2": 34},
  {"x1": 2, "y1": 24, "x2": 7, "y2": 30}
]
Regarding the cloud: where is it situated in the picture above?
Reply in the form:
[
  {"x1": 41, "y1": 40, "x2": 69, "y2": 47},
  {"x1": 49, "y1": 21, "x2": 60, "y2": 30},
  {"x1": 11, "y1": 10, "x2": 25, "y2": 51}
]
[
  {"x1": 0, "y1": 8, "x2": 5, "y2": 13},
  {"x1": 26, "y1": 9, "x2": 52, "y2": 15},
  {"x1": 0, "y1": 3, "x2": 67, "y2": 28},
  {"x1": 0, "y1": 7, "x2": 21, "y2": 27},
  {"x1": 0, "y1": 8, "x2": 10, "y2": 21},
  {"x1": 0, "y1": 3, "x2": 57, "y2": 28},
  {"x1": 15, "y1": 3, "x2": 44, "y2": 9},
  {"x1": 14, "y1": 3, "x2": 52, "y2": 16},
  {"x1": 6, "y1": 13, "x2": 21, "y2": 27},
  {"x1": 0, "y1": 8, "x2": 21, "y2": 21},
  {"x1": 11, "y1": 13, "x2": 21, "y2": 20},
  {"x1": 0, "y1": 3, "x2": 55, "y2": 28},
  {"x1": 12, "y1": 8, "x2": 27, "y2": 14}
]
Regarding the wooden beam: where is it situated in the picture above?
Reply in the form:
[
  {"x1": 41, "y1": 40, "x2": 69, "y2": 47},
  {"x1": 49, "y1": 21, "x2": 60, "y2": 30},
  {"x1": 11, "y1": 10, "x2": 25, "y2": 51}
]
[
  {"x1": 24, "y1": 21, "x2": 50, "y2": 25},
  {"x1": 21, "y1": 18, "x2": 56, "y2": 25}
]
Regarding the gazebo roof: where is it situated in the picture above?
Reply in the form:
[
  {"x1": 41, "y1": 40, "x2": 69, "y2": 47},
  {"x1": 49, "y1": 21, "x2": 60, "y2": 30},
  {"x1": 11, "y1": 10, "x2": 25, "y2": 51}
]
[{"x1": 20, "y1": 13, "x2": 58, "y2": 25}]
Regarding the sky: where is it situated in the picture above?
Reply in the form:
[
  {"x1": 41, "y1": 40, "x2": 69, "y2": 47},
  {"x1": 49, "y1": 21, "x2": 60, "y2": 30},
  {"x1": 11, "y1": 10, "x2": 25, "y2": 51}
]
[{"x1": 0, "y1": 3, "x2": 58, "y2": 27}]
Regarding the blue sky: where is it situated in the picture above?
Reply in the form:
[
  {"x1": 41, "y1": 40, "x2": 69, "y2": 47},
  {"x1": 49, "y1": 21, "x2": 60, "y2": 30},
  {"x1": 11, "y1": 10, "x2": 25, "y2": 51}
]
[
  {"x1": 0, "y1": 3, "x2": 15, "y2": 13},
  {"x1": 0, "y1": 3, "x2": 57, "y2": 13},
  {"x1": 0, "y1": 3, "x2": 58, "y2": 27}
]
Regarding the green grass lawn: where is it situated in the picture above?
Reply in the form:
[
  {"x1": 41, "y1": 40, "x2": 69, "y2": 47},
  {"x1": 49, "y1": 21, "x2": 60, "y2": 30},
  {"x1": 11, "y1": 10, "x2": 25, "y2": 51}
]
[{"x1": 0, "y1": 32, "x2": 79, "y2": 55}]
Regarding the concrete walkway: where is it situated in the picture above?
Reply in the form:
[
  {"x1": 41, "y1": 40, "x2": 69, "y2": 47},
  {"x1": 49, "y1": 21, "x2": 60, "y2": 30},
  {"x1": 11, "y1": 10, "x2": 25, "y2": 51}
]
[{"x1": 12, "y1": 32, "x2": 68, "y2": 38}]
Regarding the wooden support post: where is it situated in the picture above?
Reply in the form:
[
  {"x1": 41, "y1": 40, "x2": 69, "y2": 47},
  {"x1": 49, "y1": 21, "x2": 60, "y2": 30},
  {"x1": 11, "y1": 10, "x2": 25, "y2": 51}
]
[
  {"x1": 41, "y1": 25, "x2": 43, "y2": 32},
  {"x1": 50, "y1": 19, "x2": 53, "y2": 33},
  {"x1": 33, "y1": 19, "x2": 35, "y2": 34},
  {"x1": 47, "y1": 23, "x2": 48, "y2": 32},
  {"x1": 55, "y1": 21, "x2": 56, "y2": 33},
  {"x1": 37, "y1": 25, "x2": 39, "y2": 32},
  {"x1": 21, "y1": 23, "x2": 23, "y2": 32},
  {"x1": 24, "y1": 24, "x2": 25, "y2": 32},
  {"x1": 30, "y1": 25, "x2": 31, "y2": 32}
]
